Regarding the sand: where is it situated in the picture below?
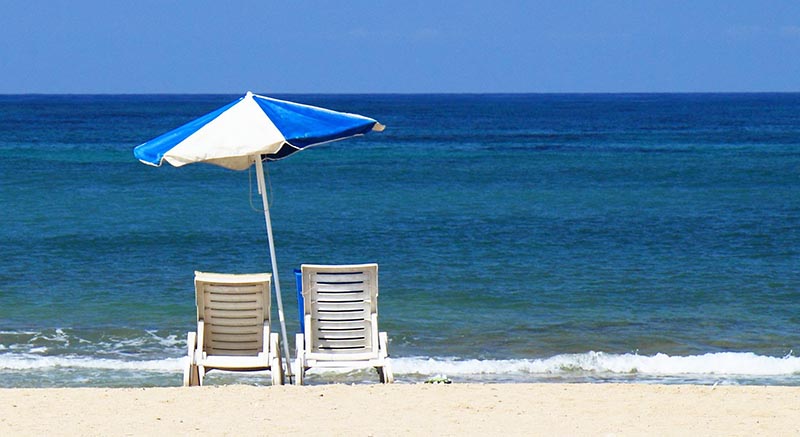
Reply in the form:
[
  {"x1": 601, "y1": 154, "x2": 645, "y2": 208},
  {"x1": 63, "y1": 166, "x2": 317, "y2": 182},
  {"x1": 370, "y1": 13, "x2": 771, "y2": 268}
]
[{"x1": 1, "y1": 383, "x2": 798, "y2": 436}]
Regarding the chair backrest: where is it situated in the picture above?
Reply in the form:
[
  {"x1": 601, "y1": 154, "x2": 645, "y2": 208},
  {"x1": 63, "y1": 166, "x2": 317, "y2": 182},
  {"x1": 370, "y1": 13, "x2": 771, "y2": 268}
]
[
  {"x1": 194, "y1": 271, "x2": 272, "y2": 357},
  {"x1": 301, "y1": 264, "x2": 379, "y2": 356}
]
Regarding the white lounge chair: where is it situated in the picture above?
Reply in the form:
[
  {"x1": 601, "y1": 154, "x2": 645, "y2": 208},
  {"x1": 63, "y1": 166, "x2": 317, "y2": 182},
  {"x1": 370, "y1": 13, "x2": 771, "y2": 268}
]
[
  {"x1": 295, "y1": 263, "x2": 393, "y2": 384},
  {"x1": 184, "y1": 271, "x2": 283, "y2": 386}
]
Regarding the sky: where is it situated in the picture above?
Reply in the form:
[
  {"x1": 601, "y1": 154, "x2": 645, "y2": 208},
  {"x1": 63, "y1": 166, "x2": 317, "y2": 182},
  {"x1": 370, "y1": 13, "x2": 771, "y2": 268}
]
[{"x1": 1, "y1": 1, "x2": 799, "y2": 94}]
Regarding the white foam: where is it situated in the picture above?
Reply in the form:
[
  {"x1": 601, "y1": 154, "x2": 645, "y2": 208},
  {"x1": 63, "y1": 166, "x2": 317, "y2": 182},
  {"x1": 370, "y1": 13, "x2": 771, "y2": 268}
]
[
  {"x1": 0, "y1": 328, "x2": 187, "y2": 359},
  {"x1": 0, "y1": 330, "x2": 39, "y2": 335},
  {"x1": 391, "y1": 351, "x2": 800, "y2": 377},
  {"x1": 29, "y1": 328, "x2": 70, "y2": 345},
  {"x1": 0, "y1": 351, "x2": 798, "y2": 380},
  {"x1": 0, "y1": 354, "x2": 184, "y2": 372},
  {"x1": 145, "y1": 331, "x2": 184, "y2": 347}
]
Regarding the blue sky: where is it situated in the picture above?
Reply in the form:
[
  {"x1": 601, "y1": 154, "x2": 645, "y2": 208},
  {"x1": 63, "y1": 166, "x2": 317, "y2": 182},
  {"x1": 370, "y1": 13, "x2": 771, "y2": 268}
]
[{"x1": 1, "y1": 1, "x2": 799, "y2": 93}]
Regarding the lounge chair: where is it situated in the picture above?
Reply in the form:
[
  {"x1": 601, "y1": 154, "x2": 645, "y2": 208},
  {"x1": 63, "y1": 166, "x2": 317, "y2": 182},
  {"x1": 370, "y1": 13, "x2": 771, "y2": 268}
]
[
  {"x1": 295, "y1": 263, "x2": 393, "y2": 384},
  {"x1": 184, "y1": 271, "x2": 283, "y2": 386}
]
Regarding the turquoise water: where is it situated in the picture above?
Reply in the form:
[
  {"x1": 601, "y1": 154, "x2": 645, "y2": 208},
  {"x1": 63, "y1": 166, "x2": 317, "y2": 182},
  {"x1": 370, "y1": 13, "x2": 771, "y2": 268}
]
[{"x1": 1, "y1": 94, "x2": 799, "y2": 386}]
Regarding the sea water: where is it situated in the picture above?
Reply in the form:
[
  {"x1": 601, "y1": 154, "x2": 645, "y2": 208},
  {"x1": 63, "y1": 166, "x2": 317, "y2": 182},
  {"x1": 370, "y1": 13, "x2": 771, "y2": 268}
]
[{"x1": 1, "y1": 93, "x2": 799, "y2": 387}]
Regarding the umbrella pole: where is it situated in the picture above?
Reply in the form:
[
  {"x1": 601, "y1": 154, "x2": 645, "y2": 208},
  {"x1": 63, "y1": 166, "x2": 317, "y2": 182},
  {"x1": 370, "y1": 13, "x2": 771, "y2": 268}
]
[{"x1": 254, "y1": 156, "x2": 294, "y2": 383}]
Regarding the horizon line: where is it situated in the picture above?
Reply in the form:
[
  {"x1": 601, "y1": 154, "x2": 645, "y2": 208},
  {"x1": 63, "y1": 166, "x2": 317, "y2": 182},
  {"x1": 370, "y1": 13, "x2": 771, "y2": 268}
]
[{"x1": 2, "y1": 91, "x2": 800, "y2": 96}]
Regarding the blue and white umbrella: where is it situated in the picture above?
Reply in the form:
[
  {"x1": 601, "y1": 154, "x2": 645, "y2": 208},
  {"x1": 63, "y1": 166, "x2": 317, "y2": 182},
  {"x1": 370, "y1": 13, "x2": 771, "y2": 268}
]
[{"x1": 134, "y1": 91, "x2": 384, "y2": 380}]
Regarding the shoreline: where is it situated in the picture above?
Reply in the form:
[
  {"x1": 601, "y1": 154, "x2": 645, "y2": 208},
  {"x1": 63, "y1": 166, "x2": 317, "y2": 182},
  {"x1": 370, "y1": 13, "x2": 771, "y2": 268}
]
[{"x1": 1, "y1": 383, "x2": 798, "y2": 436}]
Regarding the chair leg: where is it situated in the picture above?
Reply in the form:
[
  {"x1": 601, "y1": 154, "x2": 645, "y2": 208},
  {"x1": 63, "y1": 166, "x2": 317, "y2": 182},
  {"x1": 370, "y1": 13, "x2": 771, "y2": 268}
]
[
  {"x1": 377, "y1": 331, "x2": 394, "y2": 383},
  {"x1": 184, "y1": 332, "x2": 200, "y2": 387},
  {"x1": 295, "y1": 333, "x2": 305, "y2": 385},
  {"x1": 187, "y1": 365, "x2": 200, "y2": 386},
  {"x1": 377, "y1": 366, "x2": 385, "y2": 383},
  {"x1": 383, "y1": 362, "x2": 394, "y2": 384},
  {"x1": 270, "y1": 332, "x2": 283, "y2": 386},
  {"x1": 183, "y1": 364, "x2": 191, "y2": 387},
  {"x1": 271, "y1": 358, "x2": 283, "y2": 386},
  {"x1": 377, "y1": 364, "x2": 394, "y2": 384}
]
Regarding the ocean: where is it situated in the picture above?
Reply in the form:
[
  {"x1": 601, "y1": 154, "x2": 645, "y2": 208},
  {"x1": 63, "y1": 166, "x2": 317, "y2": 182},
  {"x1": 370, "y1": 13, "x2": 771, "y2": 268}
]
[{"x1": 1, "y1": 93, "x2": 799, "y2": 387}]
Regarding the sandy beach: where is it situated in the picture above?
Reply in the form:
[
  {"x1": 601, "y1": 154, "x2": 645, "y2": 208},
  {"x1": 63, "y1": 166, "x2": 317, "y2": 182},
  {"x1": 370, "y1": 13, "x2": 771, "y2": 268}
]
[{"x1": 1, "y1": 383, "x2": 798, "y2": 436}]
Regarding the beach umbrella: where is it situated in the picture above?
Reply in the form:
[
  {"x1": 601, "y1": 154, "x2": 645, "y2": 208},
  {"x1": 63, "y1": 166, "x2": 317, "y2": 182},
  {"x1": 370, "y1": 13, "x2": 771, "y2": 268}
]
[{"x1": 133, "y1": 91, "x2": 384, "y2": 381}]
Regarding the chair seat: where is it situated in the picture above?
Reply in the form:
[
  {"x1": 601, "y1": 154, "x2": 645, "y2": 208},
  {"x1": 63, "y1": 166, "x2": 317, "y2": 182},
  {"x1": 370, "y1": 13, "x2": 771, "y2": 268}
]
[
  {"x1": 199, "y1": 353, "x2": 272, "y2": 370},
  {"x1": 305, "y1": 351, "x2": 381, "y2": 362}
]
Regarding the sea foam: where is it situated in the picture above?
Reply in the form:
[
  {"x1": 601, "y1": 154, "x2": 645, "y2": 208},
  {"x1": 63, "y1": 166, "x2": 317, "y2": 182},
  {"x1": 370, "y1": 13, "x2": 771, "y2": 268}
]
[
  {"x1": 1, "y1": 351, "x2": 797, "y2": 379},
  {"x1": 0, "y1": 353, "x2": 183, "y2": 372},
  {"x1": 390, "y1": 351, "x2": 800, "y2": 379}
]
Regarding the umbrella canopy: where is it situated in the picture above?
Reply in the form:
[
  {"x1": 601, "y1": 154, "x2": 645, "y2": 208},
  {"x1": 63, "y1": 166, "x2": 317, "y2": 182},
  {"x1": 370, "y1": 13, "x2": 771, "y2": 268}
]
[
  {"x1": 133, "y1": 91, "x2": 384, "y2": 382},
  {"x1": 134, "y1": 91, "x2": 383, "y2": 169}
]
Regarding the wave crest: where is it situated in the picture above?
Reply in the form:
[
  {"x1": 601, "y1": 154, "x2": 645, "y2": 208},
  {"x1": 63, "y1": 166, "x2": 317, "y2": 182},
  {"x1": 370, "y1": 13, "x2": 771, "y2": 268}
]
[{"x1": 392, "y1": 351, "x2": 800, "y2": 377}]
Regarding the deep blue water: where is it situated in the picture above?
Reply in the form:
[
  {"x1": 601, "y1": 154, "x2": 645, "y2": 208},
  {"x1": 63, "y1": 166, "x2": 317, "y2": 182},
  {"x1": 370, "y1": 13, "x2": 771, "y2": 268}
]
[{"x1": 1, "y1": 93, "x2": 799, "y2": 386}]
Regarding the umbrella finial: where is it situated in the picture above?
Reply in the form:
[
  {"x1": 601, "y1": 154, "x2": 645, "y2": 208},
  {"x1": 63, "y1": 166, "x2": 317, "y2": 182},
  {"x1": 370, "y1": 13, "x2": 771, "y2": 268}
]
[{"x1": 245, "y1": 91, "x2": 254, "y2": 98}]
